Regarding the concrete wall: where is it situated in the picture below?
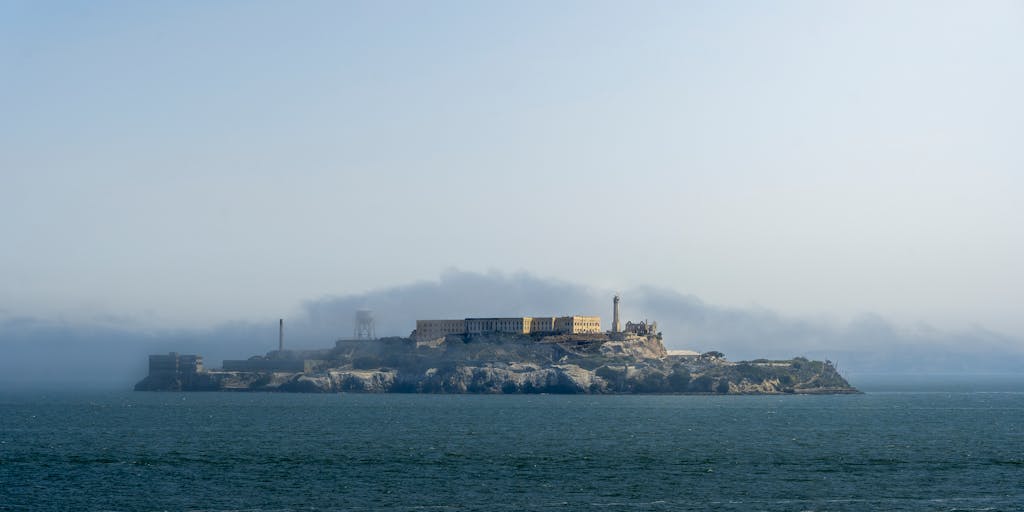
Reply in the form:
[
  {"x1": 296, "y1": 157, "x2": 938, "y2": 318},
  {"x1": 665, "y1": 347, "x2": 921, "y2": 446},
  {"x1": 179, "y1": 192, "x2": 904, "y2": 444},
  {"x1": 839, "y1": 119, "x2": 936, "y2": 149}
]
[
  {"x1": 567, "y1": 316, "x2": 601, "y2": 334},
  {"x1": 148, "y1": 353, "x2": 203, "y2": 376},
  {"x1": 416, "y1": 319, "x2": 467, "y2": 341},
  {"x1": 415, "y1": 315, "x2": 601, "y2": 341},
  {"x1": 529, "y1": 317, "x2": 556, "y2": 333},
  {"x1": 466, "y1": 317, "x2": 530, "y2": 335}
]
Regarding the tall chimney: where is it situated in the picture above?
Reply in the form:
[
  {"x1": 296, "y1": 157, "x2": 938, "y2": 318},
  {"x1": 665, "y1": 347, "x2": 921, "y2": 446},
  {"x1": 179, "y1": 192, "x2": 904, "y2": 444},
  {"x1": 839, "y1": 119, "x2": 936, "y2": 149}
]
[
  {"x1": 279, "y1": 318, "x2": 284, "y2": 352},
  {"x1": 613, "y1": 295, "x2": 621, "y2": 333}
]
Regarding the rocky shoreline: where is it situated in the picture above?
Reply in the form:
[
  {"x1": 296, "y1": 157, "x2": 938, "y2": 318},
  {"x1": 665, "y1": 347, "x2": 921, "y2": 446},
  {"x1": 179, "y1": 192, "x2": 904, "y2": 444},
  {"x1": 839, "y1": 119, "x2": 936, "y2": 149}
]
[{"x1": 135, "y1": 333, "x2": 859, "y2": 395}]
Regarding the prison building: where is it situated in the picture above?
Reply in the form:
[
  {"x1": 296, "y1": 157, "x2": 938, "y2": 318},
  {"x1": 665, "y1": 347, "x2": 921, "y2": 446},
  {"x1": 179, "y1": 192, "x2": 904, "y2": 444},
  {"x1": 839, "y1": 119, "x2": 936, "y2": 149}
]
[
  {"x1": 415, "y1": 315, "x2": 601, "y2": 342},
  {"x1": 415, "y1": 319, "x2": 468, "y2": 341},
  {"x1": 148, "y1": 352, "x2": 203, "y2": 377}
]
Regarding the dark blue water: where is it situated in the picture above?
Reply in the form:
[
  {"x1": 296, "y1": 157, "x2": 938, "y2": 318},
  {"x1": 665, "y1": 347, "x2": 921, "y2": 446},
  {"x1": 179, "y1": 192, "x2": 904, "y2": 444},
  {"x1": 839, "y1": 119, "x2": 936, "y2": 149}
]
[{"x1": 2, "y1": 389, "x2": 1023, "y2": 511}]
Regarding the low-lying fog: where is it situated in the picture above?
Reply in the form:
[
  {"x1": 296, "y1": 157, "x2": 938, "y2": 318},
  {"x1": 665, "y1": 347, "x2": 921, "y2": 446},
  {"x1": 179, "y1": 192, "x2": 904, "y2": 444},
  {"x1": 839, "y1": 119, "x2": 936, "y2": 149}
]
[{"x1": 2, "y1": 271, "x2": 1021, "y2": 389}]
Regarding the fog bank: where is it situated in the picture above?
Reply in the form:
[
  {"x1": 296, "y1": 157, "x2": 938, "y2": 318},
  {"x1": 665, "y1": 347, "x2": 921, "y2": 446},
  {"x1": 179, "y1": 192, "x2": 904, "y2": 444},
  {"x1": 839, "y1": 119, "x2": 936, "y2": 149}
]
[{"x1": 1, "y1": 270, "x2": 1020, "y2": 388}]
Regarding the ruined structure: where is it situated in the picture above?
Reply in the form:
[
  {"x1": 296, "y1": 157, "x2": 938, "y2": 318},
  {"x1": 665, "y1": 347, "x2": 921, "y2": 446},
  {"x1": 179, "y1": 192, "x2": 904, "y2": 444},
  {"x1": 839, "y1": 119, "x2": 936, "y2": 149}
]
[{"x1": 624, "y1": 320, "x2": 658, "y2": 336}]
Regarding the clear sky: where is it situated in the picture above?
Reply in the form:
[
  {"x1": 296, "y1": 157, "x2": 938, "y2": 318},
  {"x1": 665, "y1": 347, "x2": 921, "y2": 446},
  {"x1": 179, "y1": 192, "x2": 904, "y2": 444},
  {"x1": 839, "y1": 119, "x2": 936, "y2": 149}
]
[{"x1": 2, "y1": 1, "x2": 1022, "y2": 338}]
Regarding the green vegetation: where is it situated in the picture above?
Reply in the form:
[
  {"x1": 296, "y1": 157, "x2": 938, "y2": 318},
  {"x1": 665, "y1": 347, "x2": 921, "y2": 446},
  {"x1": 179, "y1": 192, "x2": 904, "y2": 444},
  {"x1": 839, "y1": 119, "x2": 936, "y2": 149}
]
[
  {"x1": 667, "y1": 368, "x2": 690, "y2": 392},
  {"x1": 143, "y1": 332, "x2": 857, "y2": 394}
]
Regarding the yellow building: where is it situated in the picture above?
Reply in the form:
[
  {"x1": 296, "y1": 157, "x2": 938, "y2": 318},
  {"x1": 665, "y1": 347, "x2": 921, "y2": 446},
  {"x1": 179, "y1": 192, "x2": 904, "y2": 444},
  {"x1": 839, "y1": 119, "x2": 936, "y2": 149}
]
[
  {"x1": 528, "y1": 317, "x2": 555, "y2": 333},
  {"x1": 415, "y1": 315, "x2": 601, "y2": 341},
  {"x1": 465, "y1": 317, "x2": 531, "y2": 335},
  {"x1": 561, "y1": 315, "x2": 602, "y2": 334},
  {"x1": 415, "y1": 319, "x2": 467, "y2": 341}
]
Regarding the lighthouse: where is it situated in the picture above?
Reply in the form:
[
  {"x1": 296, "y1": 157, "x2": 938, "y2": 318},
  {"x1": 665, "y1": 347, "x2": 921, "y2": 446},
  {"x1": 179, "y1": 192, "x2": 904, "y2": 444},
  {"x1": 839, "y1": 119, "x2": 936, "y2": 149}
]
[{"x1": 612, "y1": 294, "x2": 621, "y2": 333}]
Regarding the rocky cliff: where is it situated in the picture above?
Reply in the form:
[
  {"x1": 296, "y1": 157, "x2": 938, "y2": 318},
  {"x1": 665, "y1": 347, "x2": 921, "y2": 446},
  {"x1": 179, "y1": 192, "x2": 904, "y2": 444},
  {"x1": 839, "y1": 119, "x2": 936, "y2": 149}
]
[{"x1": 135, "y1": 333, "x2": 858, "y2": 394}]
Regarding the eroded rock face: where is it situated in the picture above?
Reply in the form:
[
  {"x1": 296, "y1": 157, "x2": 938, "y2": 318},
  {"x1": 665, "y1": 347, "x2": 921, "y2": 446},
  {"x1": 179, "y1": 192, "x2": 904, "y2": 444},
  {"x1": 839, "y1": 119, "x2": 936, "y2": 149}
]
[
  {"x1": 599, "y1": 336, "x2": 667, "y2": 360},
  {"x1": 728, "y1": 378, "x2": 784, "y2": 394},
  {"x1": 137, "y1": 334, "x2": 858, "y2": 394},
  {"x1": 275, "y1": 370, "x2": 398, "y2": 393},
  {"x1": 449, "y1": 364, "x2": 600, "y2": 394},
  {"x1": 415, "y1": 366, "x2": 582, "y2": 394}
]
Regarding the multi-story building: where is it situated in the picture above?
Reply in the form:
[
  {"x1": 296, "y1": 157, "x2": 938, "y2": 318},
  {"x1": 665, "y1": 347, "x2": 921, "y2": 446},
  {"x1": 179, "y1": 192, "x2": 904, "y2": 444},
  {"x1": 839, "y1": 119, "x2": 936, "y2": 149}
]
[
  {"x1": 148, "y1": 352, "x2": 203, "y2": 377},
  {"x1": 557, "y1": 316, "x2": 601, "y2": 334},
  {"x1": 415, "y1": 315, "x2": 601, "y2": 342},
  {"x1": 466, "y1": 317, "x2": 529, "y2": 335},
  {"x1": 415, "y1": 319, "x2": 468, "y2": 341},
  {"x1": 529, "y1": 317, "x2": 555, "y2": 333}
]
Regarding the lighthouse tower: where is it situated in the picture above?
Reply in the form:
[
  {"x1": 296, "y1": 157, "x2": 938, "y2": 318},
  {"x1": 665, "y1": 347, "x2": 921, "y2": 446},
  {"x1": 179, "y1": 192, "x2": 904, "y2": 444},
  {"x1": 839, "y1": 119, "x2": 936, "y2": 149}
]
[{"x1": 612, "y1": 294, "x2": 621, "y2": 333}]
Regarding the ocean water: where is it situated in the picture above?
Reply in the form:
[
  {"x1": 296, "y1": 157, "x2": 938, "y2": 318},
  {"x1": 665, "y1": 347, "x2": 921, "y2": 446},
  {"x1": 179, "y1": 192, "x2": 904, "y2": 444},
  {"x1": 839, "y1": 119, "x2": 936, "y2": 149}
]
[{"x1": 2, "y1": 387, "x2": 1022, "y2": 511}]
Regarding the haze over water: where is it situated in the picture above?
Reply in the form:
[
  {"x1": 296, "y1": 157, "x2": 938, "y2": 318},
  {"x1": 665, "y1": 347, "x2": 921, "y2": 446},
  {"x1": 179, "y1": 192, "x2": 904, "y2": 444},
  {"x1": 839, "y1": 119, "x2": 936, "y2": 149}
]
[
  {"x1": 3, "y1": 1, "x2": 1023, "y2": 359},
  {"x1": 3, "y1": 387, "x2": 1023, "y2": 511},
  {"x1": 3, "y1": 2, "x2": 1023, "y2": 509}
]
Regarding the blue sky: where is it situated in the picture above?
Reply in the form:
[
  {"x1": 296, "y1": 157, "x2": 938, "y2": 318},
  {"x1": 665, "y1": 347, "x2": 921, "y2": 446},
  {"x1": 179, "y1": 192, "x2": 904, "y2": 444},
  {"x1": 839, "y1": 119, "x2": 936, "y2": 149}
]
[{"x1": 2, "y1": 1, "x2": 1022, "y2": 341}]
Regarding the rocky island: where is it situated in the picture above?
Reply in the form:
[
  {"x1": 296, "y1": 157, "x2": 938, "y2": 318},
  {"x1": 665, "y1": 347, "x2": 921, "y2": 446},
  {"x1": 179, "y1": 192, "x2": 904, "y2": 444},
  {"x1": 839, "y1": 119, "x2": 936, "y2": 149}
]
[
  {"x1": 136, "y1": 297, "x2": 857, "y2": 394},
  {"x1": 135, "y1": 330, "x2": 856, "y2": 395}
]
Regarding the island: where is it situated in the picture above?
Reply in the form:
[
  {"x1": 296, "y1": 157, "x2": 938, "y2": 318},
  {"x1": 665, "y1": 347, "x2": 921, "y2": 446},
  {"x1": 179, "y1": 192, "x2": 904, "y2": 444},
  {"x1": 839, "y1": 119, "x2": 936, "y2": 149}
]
[{"x1": 135, "y1": 297, "x2": 858, "y2": 394}]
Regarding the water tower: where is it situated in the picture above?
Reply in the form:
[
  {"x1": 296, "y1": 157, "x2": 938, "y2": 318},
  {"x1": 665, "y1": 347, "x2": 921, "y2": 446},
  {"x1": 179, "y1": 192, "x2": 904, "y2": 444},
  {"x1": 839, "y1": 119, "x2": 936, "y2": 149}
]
[{"x1": 354, "y1": 309, "x2": 376, "y2": 340}]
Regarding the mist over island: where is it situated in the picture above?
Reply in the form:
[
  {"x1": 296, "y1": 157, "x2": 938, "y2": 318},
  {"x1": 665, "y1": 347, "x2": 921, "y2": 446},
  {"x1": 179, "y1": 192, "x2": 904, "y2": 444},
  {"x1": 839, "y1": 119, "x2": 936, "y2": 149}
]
[
  {"x1": 3, "y1": 3, "x2": 1023, "y2": 511},
  {"x1": 2, "y1": 270, "x2": 1021, "y2": 390},
  {"x1": 3, "y1": 2, "x2": 1022, "y2": 396}
]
